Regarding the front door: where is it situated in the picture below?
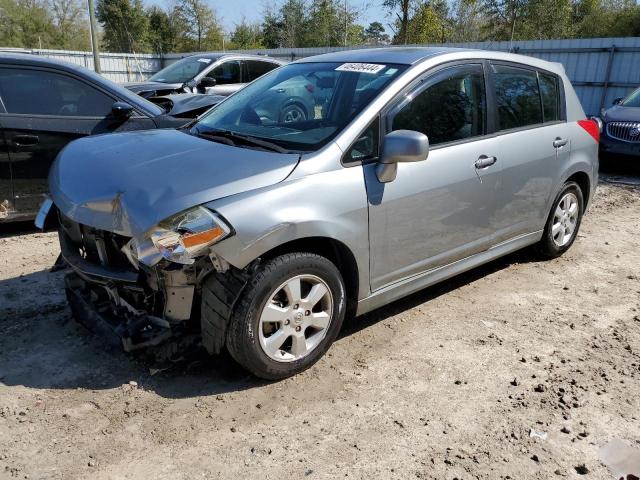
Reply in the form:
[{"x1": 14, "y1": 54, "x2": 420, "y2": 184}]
[
  {"x1": 0, "y1": 66, "x2": 155, "y2": 216},
  {"x1": 204, "y1": 60, "x2": 245, "y2": 96},
  {"x1": 366, "y1": 63, "x2": 502, "y2": 291}
]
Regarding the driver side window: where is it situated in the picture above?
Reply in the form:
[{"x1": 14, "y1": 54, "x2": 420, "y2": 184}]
[
  {"x1": 0, "y1": 68, "x2": 113, "y2": 117},
  {"x1": 207, "y1": 60, "x2": 241, "y2": 85},
  {"x1": 391, "y1": 64, "x2": 486, "y2": 146}
]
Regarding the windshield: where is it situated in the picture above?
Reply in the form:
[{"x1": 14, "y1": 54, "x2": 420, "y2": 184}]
[
  {"x1": 149, "y1": 56, "x2": 217, "y2": 84},
  {"x1": 621, "y1": 88, "x2": 640, "y2": 108},
  {"x1": 193, "y1": 61, "x2": 407, "y2": 151}
]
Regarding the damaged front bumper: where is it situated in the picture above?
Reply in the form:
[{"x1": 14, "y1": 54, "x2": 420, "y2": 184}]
[
  {"x1": 64, "y1": 273, "x2": 173, "y2": 352},
  {"x1": 58, "y1": 214, "x2": 202, "y2": 355}
]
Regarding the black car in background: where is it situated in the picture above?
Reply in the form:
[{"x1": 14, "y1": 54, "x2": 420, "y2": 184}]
[
  {"x1": 124, "y1": 53, "x2": 284, "y2": 98},
  {"x1": 0, "y1": 53, "x2": 220, "y2": 222},
  {"x1": 597, "y1": 87, "x2": 640, "y2": 160}
]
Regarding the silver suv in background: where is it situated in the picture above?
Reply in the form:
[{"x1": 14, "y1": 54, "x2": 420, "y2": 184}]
[
  {"x1": 41, "y1": 48, "x2": 599, "y2": 379},
  {"x1": 124, "y1": 53, "x2": 284, "y2": 98}
]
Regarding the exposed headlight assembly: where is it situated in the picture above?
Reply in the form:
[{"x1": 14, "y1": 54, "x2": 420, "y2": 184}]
[{"x1": 123, "y1": 206, "x2": 232, "y2": 267}]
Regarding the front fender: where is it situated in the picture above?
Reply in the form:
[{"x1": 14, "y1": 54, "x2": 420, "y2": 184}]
[{"x1": 207, "y1": 165, "x2": 371, "y2": 299}]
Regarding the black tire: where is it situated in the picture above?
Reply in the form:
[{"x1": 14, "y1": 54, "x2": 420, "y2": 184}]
[
  {"x1": 226, "y1": 253, "x2": 346, "y2": 380},
  {"x1": 279, "y1": 102, "x2": 307, "y2": 124},
  {"x1": 536, "y1": 181, "x2": 584, "y2": 258}
]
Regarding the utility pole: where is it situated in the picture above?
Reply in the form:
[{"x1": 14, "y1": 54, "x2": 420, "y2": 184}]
[{"x1": 87, "y1": 0, "x2": 101, "y2": 73}]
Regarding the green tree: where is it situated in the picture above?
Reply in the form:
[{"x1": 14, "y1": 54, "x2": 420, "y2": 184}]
[
  {"x1": 230, "y1": 19, "x2": 264, "y2": 49},
  {"x1": 384, "y1": 0, "x2": 412, "y2": 44},
  {"x1": 261, "y1": 5, "x2": 284, "y2": 48},
  {"x1": 364, "y1": 21, "x2": 390, "y2": 45},
  {"x1": 146, "y1": 5, "x2": 193, "y2": 54},
  {"x1": 480, "y1": 0, "x2": 527, "y2": 41},
  {"x1": 177, "y1": 0, "x2": 222, "y2": 51},
  {"x1": 0, "y1": 0, "x2": 56, "y2": 48},
  {"x1": 449, "y1": 0, "x2": 485, "y2": 42},
  {"x1": 96, "y1": 0, "x2": 149, "y2": 52},
  {"x1": 405, "y1": 1, "x2": 450, "y2": 43},
  {"x1": 49, "y1": 0, "x2": 90, "y2": 50},
  {"x1": 280, "y1": 0, "x2": 307, "y2": 47}
]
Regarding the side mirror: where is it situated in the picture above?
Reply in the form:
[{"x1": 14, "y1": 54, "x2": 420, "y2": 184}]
[
  {"x1": 613, "y1": 97, "x2": 623, "y2": 105},
  {"x1": 199, "y1": 77, "x2": 217, "y2": 88},
  {"x1": 111, "y1": 101, "x2": 134, "y2": 119},
  {"x1": 376, "y1": 130, "x2": 429, "y2": 183}
]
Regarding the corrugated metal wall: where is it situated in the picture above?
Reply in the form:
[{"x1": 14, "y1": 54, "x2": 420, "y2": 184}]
[
  {"x1": 0, "y1": 47, "x2": 160, "y2": 82},
  {"x1": 4, "y1": 37, "x2": 640, "y2": 115}
]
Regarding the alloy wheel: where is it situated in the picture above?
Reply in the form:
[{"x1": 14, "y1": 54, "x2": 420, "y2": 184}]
[
  {"x1": 258, "y1": 274, "x2": 333, "y2": 362},
  {"x1": 551, "y1": 192, "x2": 579, "y2": 247}
]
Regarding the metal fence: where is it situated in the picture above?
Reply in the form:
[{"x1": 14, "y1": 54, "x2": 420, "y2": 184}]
[
  {"x1": 3, "y1": 37, "x2": 640, "y2": 115},
  {"x1": 0, "y1": 47, "x2": 160, "y2": 83}
]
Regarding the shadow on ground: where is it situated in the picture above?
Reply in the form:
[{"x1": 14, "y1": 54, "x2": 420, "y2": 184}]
[{"x1": 0, "y1": 246, "x2": 541, "y2": 399}]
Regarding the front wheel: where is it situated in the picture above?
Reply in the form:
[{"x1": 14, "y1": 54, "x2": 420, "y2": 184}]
[
  {"x1": 536, "y1": 181, "x2": 584, "y2": 258},
  {"x1": 226, "y1": 253, "x2": 346, "y2": 380}
]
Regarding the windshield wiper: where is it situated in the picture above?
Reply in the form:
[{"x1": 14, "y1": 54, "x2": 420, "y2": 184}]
[{"x1": 196, "y1": 128, "x2": 290, "y2": 153}]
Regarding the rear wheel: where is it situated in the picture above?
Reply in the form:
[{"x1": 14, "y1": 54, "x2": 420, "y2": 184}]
[
  {"x1": 226, "y1": 253, "x2": 346, "y2": 380},
  {"x1": 536, "y1": 181, "x2": 584, "y2": 258}
]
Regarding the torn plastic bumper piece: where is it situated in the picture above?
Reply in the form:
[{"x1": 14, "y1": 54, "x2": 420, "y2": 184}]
[{"x1": 64, "y1": 273, "x2": 172, "y2": 352}]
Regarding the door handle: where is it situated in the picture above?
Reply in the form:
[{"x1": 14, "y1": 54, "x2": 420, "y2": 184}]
[
  {"x1": 553, "y1": 137, "x2": 568, "y2": 148},
  {"x1": 475, "y1": 155, "x2": 497, "y2": 169},
  {"x1": 12, "y1": 134, "x2": 39, "y2": 147}
]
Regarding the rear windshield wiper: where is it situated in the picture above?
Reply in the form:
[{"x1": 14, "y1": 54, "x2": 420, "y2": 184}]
[{"x1": 195, "y1": 128, "x2": 290, "y2": 153}]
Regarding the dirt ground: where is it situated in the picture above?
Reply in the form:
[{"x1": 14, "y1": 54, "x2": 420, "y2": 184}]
[{"x1": 1, "y1": 176, "x2": 639, "y2": 480}]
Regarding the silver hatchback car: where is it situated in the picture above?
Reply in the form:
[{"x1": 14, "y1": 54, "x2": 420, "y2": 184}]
[{"x1": 41, "y1": 48, "x2": 599, "y2": 379}]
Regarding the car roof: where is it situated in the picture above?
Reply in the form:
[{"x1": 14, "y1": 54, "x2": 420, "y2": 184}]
[
  {"x1": 182, "y1": 52, "x2": 284, "y2": 63},
  {"x1": 295, "y1": 47, "x2": 466, "y2": 65},
  {"x1": 0, "y1": 52, "x2": 163, "y2": 116}
]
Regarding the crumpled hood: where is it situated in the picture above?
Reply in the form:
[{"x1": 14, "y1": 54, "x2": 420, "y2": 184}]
[
  {"x1": 603, "y1": 105, "x2": 640, "y2": 123},
  {"x1": 49, "y1": 129, "x2": 300, "y2": 237},
  {"x1": 123, "y1": 81, "x2": 182, "y2": 94},
  {"x1": 157, "y1": 93, "x2": 224, "y2": 116}
]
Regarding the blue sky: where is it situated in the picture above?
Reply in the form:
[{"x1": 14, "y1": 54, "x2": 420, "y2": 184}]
[{"x1": 203, "y1": 0, "x2": 390, "y2": 33}]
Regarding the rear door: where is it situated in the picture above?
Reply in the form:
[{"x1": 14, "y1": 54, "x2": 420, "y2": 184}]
[
  {"x1": 365, "y1": 63, "x2": 502, "y2": 290},
  {"x1": 488, "y1": 63, "x2": 569, "y2": 242},
  {"x1": 245, "y1": 60, "x2": 280, "y2": 83},
  {"x1": 0, "y1": 66, "x2": 155, "y2": 216}
]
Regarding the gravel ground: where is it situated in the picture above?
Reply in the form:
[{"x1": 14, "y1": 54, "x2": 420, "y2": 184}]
[{"x1": 0, "y1": 179, "x2": 639, "y2": 480}]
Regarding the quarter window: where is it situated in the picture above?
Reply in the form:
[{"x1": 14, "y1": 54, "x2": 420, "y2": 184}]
[
  {"x1": 538, "y1": 72, "x2": 560, "y2": 122},
  {"x1": 0, "y1": 68, "x2": 113, "y2": 117},
  {"x1": 345, "y1": 117, "x2": 379, "y2": 163},
  {"x1": 246, "y1": 60, "x2": 279, "y2": 82},
  {"x1": 391, "y1": 64, "x2": 486, "y2": 146},
  {"x1": 491, "y1": 65, "x2": 543, "y2": 130}
]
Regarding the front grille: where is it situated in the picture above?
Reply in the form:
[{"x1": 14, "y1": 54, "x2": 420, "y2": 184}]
[
  {"x1": 58, "y1": 213, "x2": 132, "y2": 270},
  {"x1": 606, "y1": 122, "x2": 640, "y2": 142}
]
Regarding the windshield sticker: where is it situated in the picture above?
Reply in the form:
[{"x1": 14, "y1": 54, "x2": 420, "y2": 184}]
[
  {"x1": 335, "y1": 63, "x2": 386, "y2": 75},
  {"x1": 197, "y1": 58, "x2": 212, "y2": 63}
]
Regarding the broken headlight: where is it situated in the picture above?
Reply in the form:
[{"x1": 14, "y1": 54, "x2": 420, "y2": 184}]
[{"x1": 123, "y1": 206, "x2": 232, "y2": 267}]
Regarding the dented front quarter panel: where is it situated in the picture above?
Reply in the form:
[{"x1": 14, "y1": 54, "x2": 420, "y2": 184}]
[{"x1": 207, "y1": 143, "x2": 371, "y2": 300}]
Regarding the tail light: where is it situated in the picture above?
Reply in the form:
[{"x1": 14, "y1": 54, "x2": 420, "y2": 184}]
[
  {"x1": 305, "y1": 84, "x2": 315, "y2": 93},
  {"x1": 578, "y1": 119, "x2": 600, "y2": 143}
]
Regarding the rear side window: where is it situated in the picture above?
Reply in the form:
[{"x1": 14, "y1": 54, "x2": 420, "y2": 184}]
[
  {"x1": 246, "y1": 60, "x2": 279, "y2": 82},
  {"x1": 491, "y1": 65, "x2": 542, "y2": 130},
  {"x1": 0, "y1": 68, "x2": 113, "y2": 117},
  {"x1": 538, "y1": 72, "x2": 560, "y2": 122},
  {"x1": 391, "y1": 64, "x2": 486, "y2": 146}
]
